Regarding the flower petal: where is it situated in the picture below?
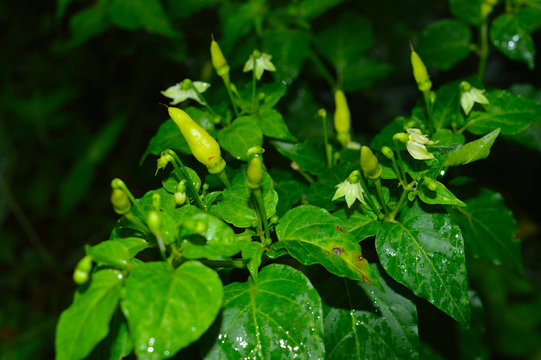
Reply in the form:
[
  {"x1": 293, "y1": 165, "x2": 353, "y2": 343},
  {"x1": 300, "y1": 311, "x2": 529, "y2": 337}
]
[{"x1": 406, "y1": 141, "x2": 434, "y2": 160}]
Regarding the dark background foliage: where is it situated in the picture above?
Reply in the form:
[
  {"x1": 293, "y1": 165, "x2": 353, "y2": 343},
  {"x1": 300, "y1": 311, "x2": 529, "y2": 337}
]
[{"x1": 1, "y1": 0, "x2": 541, "y2": 358}]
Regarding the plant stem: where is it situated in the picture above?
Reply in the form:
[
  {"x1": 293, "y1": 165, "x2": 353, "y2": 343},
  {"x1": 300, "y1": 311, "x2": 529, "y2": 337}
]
[
  {"x1": 375, "y1": 178, "x2": 389, "y2": 214},
  {"x1": 163, "y1": 149, "x2": 206, "y2": 211},
  {"x1": 190, "y1": 82, "x2": 217, "y2": 117},
  {"x1": 251, "y1": 56, "x2": 258, "y2": 112},
  {"x1": 200, "y1": 259, "x2": 247, "y2": 269},
  {"x1": 221, "y1": 73, "x2": 239, "y2": 117},
  {"x1": 217, "y1": 169, "x2": 231, "y2": 188},
  {"x1": 357, "y1": 172, "x2": 382, "y2": 219},
  {"x1": 392, "y1": 140, "x2": 409, "y2": 188},
  {"x1": 117, "y1": 182, "x2": 146, "y2": 217},
  {"x1": 253, "y1": 188, "x2": 271, "y2": 246},
  {"x1": 320, "y1": 110, "x2": 332, "y2": 168},
  {"x1": 423, "y1": 89, "x2": 434, "y2": 134},
  {"x1": 478, "y1": 20, "x2": 489, "y2": 81},
  {"x1": 387, "y1": 188, "x2": 408, "y2": 221}
]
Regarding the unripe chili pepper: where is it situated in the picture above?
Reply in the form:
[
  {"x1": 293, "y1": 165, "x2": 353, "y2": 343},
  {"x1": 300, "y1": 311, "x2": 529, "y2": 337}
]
[
  {"x1": 174, "y1": 180, "x2": 187, "y2": 206},
  {"x1": 147, "y1": 210, "x2": 162, "y2": 237},
  {"x1": 73, "y1": 255, "x2": 92, "y2": 285},
  {"x1": 333, "y1": 89, "x2": 351, "y2": 147},
  {"x1": 381, "y1": 146, "x2": 394, "y2": 160},
  {"x1": 423, "y1": 176, "x2": 438, "y2": 191},
  {"x1": 246, "y1": 156, "x2": 264, "y2": 189},
  {"x1": 168, "y1": 106, "x2": 226, "y2": 174},
  {"x1": 360, "y1": 146, "x2": 382, "y2": 179},
  {"x1": 410, "y1": 45, "x2": 432, "y2": 92},
  {"x1": 110, "y1": 188, "x2": 131, "y2": 215},
  {"x1": 210, "y1": 36, "x2": 229, "y2": 77}
]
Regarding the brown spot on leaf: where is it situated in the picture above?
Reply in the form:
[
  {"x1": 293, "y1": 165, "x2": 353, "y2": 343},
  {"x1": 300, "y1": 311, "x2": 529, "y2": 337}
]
[
  {"x1": 332, "y1": 247, "x2": 344, "y2": 255},
  {"x1": 335, "y1": 225, "x2": 344, "y2": 233}
]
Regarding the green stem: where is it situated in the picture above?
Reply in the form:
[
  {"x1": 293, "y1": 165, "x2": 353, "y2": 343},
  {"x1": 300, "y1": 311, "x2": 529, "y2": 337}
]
[
  {"x1": 217, "y1": 169, "x2": 231, "y2": 188},
  {"x1": 478, "y1": 20, "x2": 489, "y2": 81},
  {"x1": 116, "y1": 182, "x2": 145, "y2": 217},
  {"x1": 190, "y1": 82, "x2": 217, "y2": 117},
  {"x1": 253, "y1": 188, "x2": 271, "y2": 246},
  {"x1": 386, "y1": 188, "x2": 409, "y2": 221},
  {"x1": 163, "y1": 149, "x2": 206, "y2": 211},
  {"x1": 392, "y1": 140, "x2": 409, "y2": 188},
  {"x1": 375, "y1": 178, "x2": 389, "y2": 214},
  {"x1": 200, "y1": 259, "x2": 248, "y2": 269},
  {"x1": 308, "y1": 51, "x2": 336, "y2": 89},
  {"x1": 251, "y1": 56, "x2": 258, "y2": 112},
  {"x1": 423, "y1": 89, "x2": 433, "y2": 134},
  {"x1": 320, "y1": 110, "x2": 332, "y2": 168},
  {"x1": 221, "y1": 73, "x2": 239, "y2": 117},
  {"x1": 125, "y1": 211, "x2": 151, "y2": 236},
  {"x1": 155, "y1": 234, "x2": 167, "y2": 261},
  {"x1": 357, "y1": 172, "x2": 382, "y2": 219}
]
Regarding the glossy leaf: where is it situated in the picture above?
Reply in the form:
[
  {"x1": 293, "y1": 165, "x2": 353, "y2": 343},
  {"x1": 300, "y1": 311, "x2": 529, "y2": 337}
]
[
  {"x1": 122, "y1": 261, "x2": 223, "y2": 359},
  {"x1": 179, "y1": 212, "x2": 248, "y2": 259},
  {"x1": 376, "y1": 202, "x2": 470, "y2": 324},
  {"x1": 443, "y1": 128, "x2": 500, "y2": 166},
  {"x1": 491, "y1": 14, "x2": 535, "y2": 69},
  {"x1": 85, "y1": 240, "x2": 131, "y2": 269},
  {"x1": 321, "y1": 266, "x2": 419, "y2": 359},
  {"x1": 262, "y1": 29, "x2": 310, "y2": 85},
  {"x1": 333, "y1": 209, "x2": 380, "y2": 242},
  {"x1": 161, "y1": 167, "x2": 201, "y2": 194},
  {"x1": 109, "y1": 237, "x2": 149, "y2": 258},
  {"x1": 431, "y1": 81, "x2": 465, "y2": 131},
  {"x1": 451, "y1": 183, "x2": 522, "y2": 271},
  {"x1": 56, "y1": 270, "x2": 124, "y2": 360},
  {"x1": 417, "y1": 19, "x2": 472, "y2": 70},
  {"x1": 272, "y1": 140, "x2": 326, "y2": 175},
  {"x1": 211, "y1": 171, "x2": 278, "y2": 228},
  {"x1": 432, "y1": 129, "x2": 465, "y2": 146},
  {"x1": 202, "y1": 264, "x2": 325, "y2": 359},
  {"x1": 418, "y1": 179, "x2": 466, "y2": 207},
  {"x1": 466, "y1": 90, "x2": 541, "y2": 135},
  {"x1": 257, "y1": 108, "x2": 296, "y2": 141},
  {"x1": 274, "y1": 205, "x2": 377, "y2": 284},
  {"x1": 218, "y1": 116, "x2": 263, "y2": 161},
  {"x1": 449, "y1": 0, "x2": 483, "y2": 26}
]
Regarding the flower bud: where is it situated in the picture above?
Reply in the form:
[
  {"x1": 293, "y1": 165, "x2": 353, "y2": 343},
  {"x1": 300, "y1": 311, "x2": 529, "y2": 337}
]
[
  {"x1": 360, "y1": 146, "x2": 382, "y2": 179},
  {"x1": 246, "y1": 156, "x2": 264, "y2": 189},
  {"x1": 381, "y1": 146, "x2": 394, "y2": 160},
  {"x1": 210, "y1": 37, "x2": 228, "y2": 72},
  {"x1": 423, "y1": 176, "x2": 438, "y2": 191},
  {"x1": 73, "y1": 255, "x2": 92, "y2": 285},
  {"x1": 393, "y1": 132, "x2": 410, "y2": 144},
  {"x1": 147, "y1": 210, "x2": 162, "y2": 236},
  {"x1": 111, "y1": 188, "x2": 131, "y2": 215},
  {"x1": 174, "y1": 192, "x2": 186, "y2": 206},
  {"x1": 333, "y1": 90, "x2": 351, "y2": 147}
]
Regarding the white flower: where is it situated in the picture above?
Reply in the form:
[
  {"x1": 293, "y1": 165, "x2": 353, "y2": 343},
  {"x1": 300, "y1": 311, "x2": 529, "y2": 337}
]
[
  {"x1": 460, "y1": 81, "x2": 489, "y2": 115},
  {"x1": 332, "y1": 171, "x2": 365, "y2": 208},
  {"x1": 406, "y1": 128, "x2": 436, "y2": 160},
  {"x1": 243, "y1": 51, "x2": 276, "y2": 80},
  {"x1": 161, "y1": 80, "x2": 210, "y2": 105}
]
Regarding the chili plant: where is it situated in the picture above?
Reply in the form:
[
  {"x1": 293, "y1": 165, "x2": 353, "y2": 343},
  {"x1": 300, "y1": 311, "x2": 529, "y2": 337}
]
[{"x1": 55, "y1": 0, "x2": 541, "y2": 359}]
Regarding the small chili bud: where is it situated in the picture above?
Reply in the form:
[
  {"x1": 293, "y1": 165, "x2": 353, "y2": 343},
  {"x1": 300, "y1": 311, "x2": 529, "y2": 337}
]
[
  {"x1": 174, "y1": 180, "x2": 187, "y2": 206},
  {"x1": 246, "y1": 156, "x2": 264, "y2": 190},
  {"x1": 410, "y1": 44, "x2": 432, "y2": 92},
  {"x1": 333, "y1": 89, "x2": 351, "y2": 147},
  {"x1": 111, "y1": 188, "x2": 131, "y2": 215},
  {"x1": 73, "y1": 255, "x2": 92, "y2": 285},
  {"x1": 423, "y1": 176, "x2": 438, "y2": 191},
  {"x1": 167, "y1": 106, "x2": 226, "y2": 175},
  {"x1": 210, "y1": 36, "x2": 229, "y2": 74},
  {"x1": 381, "y1": 146, "x2": 394, "y2": 160},
  {"x1": 147, "y1": 210, "x2": 162, "y2": 237},
  {"x1": 360, "y1": 146, "x2": 382, "y2": 179},
  {"x1": 156, "y1": 153, "x2": 174, "y2": 175},
  {"x1": 393, "y1": 132, "x2": 410, "y2": 144}
]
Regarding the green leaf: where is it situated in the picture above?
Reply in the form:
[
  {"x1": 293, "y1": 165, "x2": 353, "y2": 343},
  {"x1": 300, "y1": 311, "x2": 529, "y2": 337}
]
[
  {"x1": 89, "y1": 310, "x2": 133, "y2": 360},
  {"x1": 274, "y1": 178, "x2": 306, "y2": 217},
  {"x1": 179, "y1": 212, "x2": 248, "y2": 259},
  {"x1": 67, "y1": 0, "x2": 110, "y2": 47},
  {"x1": 466, "y1": 90, "x2": 541, "y2": 135},
  {"x1": 449, "y1": 0, "x2": 483, "y2": 26},
  {"x1": 202, "y1": 264, "x2": 325, "y2": 359},
  {"x1": 490, "y1": 13, "x2": 535, "y2": 69},
  {"x1": 141, "y1": 119, "x2": 189, "y2": 164},
  {"x1": 443, "y1": 128, "x2": 500, "y2": 166},
  {"x1": 218, "y1": 117, "x2": 263, "y2": 161},
  {"x1": 457, "y1": 291, "x2": 489, "y2": 360},
  {"x1": 417, "y1": 19, "x2": 472, "y2": 70},
  {"x1": 431, "y1": 129, "x2": 465, "y2": 146},
  {"x1": 321, "y1": 266, "x2": 419, "y2": 359},
  {"x1": 418, "y1": 179, "x2": 466, "y2": 207},
  {"x1": 450, "y1": 182, "x2": 522, "y2": 271},
  {"x1": 85, "y1": 240, "x2": 131, "y2": 269},
  {"x1": 108, "y1": 0, "x2": 177, "y2": 37},
  {"x1": 241, "y1": 240, "x2": 264, "y2": 282},
  {"x1": 333, "y1": 209, "x2": 381, "y2": 242},
  {"x1": 56, "y1": 270, "x2": 124, "y2": 360},
  {"x1": 274, "y1": 205, "x2": 378, "y2": 285},
  {"x1": 257, "y1": 108, "x2": 296, "y2": 141},
  {"x1": 515, "y1": 6, "x2": 541, "y2": 33},
  {"x1": 109, "y1": 237, "x2": 149, "y2": 258},
  {"x1": 262, "y1": 29, "x2": 310, "y2": 85},
  {"x1": 342, "y1": 57, "x2": 393, "y2": 92},
  {"x1": 295, "y1": 0, "x2": 345, "y2": 18},
  {"x1": 272, "y1": 140, "x2": 326, "y2": 175},
  {"x1": 211, "y1": 171, "x2": 278, "y2": 228},
  {"x1": 161, "y1": 167, "x2": 201, "y2": 194},
  {"x1": 431, "y1": 82, "x2": 467, "y2": 131},
  {"x1": 375, "y1": 201, "x2": 470, "y2": 324},
  {"x1": 259, "y1": 81, "x2": 287, "y2": 110},
  {"x1": 122, "y1": 261, "x2": 222, "y2": 359}
]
